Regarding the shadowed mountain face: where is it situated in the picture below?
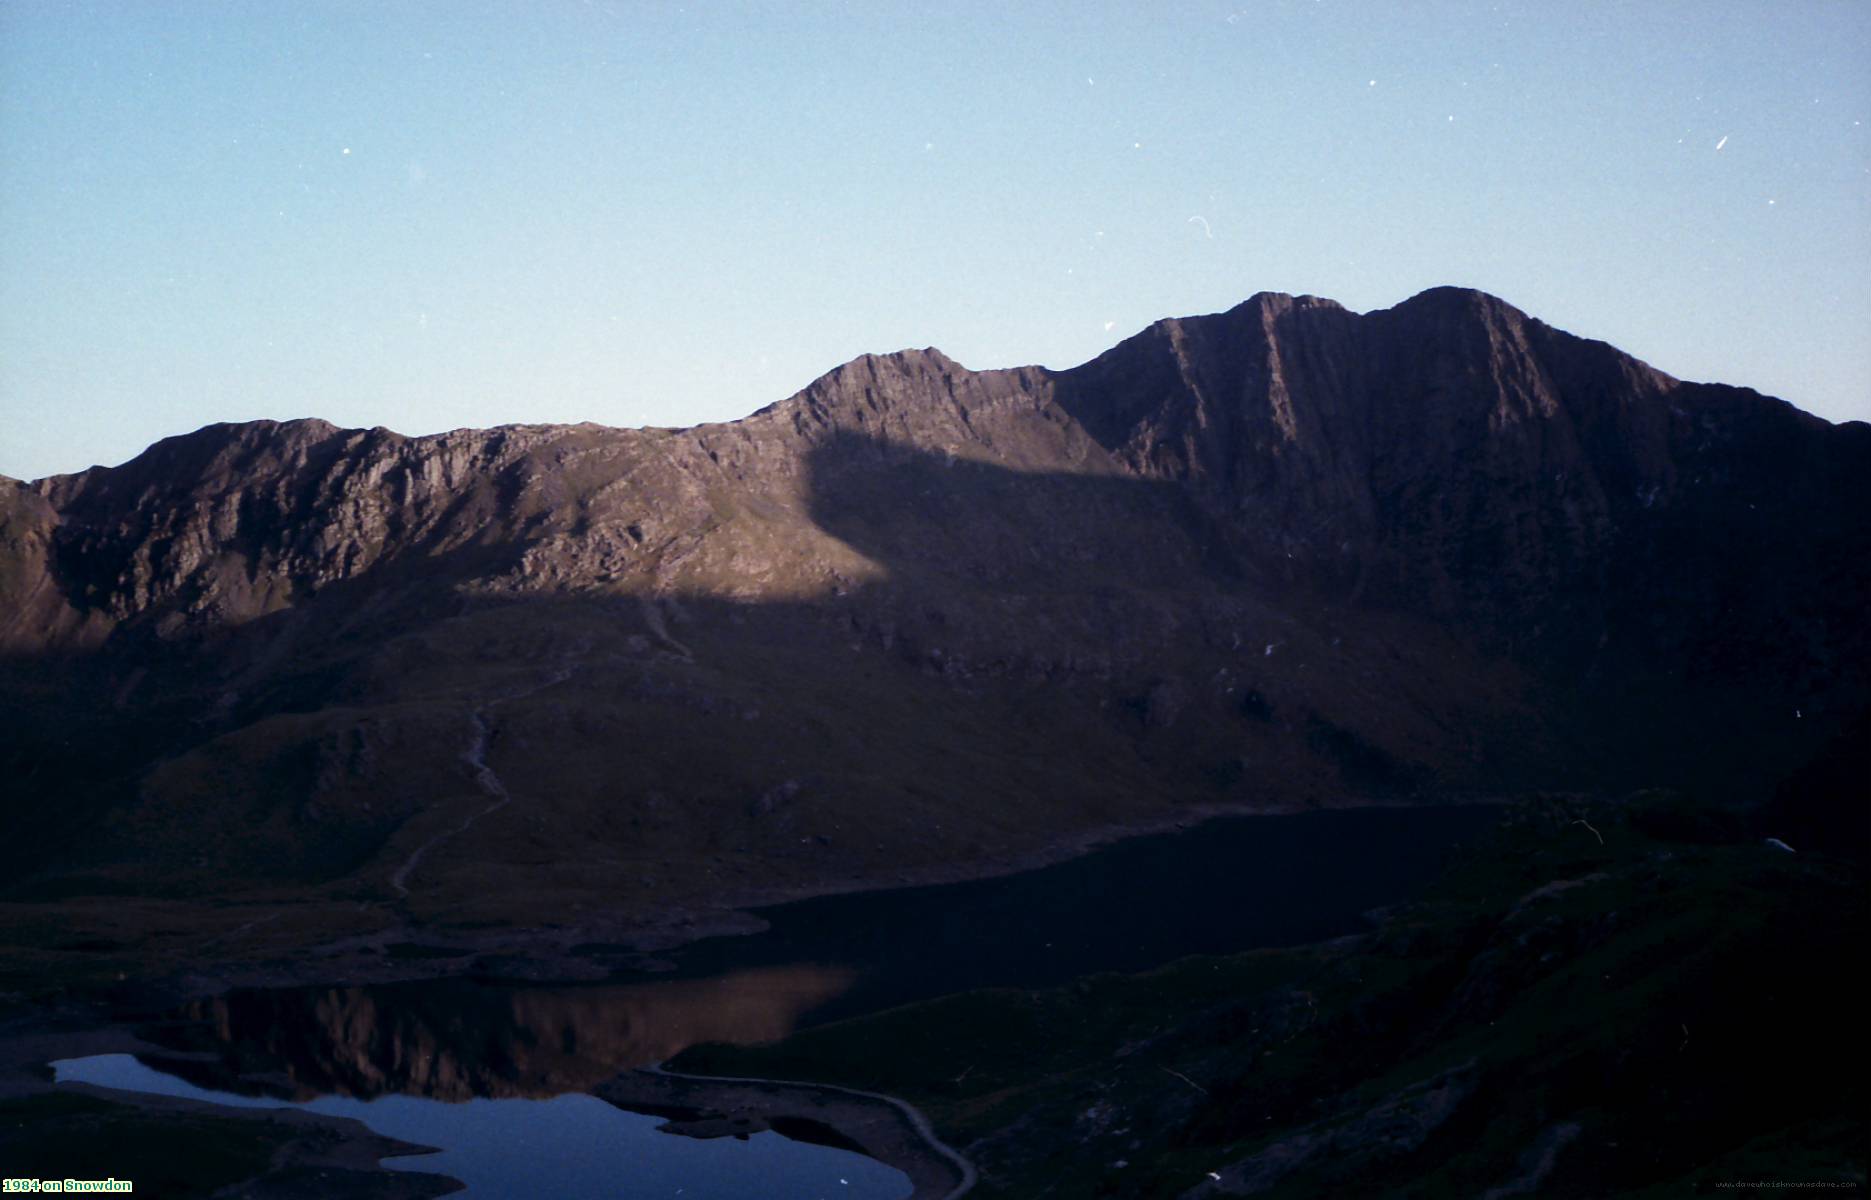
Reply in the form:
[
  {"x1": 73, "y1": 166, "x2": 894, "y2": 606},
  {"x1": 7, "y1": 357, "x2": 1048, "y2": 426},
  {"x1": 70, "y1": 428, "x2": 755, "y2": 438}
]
[{"x1": 2, "y1": 288, "x2": 1866, "y2": 939}]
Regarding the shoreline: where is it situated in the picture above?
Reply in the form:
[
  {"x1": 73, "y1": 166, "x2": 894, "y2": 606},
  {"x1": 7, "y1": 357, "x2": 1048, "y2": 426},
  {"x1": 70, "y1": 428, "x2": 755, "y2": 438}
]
[
  {"x1": 0, "y1": 793, "x2": 1516, "y2": 1014},
  {"x1": 83, "y1": 792, "x2": 1511, "y2": 1004}
]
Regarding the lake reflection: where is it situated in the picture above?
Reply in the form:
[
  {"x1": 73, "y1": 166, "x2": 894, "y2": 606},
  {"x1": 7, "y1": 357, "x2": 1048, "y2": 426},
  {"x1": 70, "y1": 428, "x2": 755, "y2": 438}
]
[
  {"x1": 67, "y1": 966, "x2": 914, "y2": 1198},
  {"x1": 137, "y1": 965, "x2": 856, "y2": 1102}
]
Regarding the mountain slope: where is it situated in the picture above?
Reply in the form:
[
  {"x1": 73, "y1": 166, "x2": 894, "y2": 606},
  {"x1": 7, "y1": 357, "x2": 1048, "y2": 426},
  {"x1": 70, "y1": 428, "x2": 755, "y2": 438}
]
[{"x1": 1, "y1": 287, "x2": 1865, "y2": 967}]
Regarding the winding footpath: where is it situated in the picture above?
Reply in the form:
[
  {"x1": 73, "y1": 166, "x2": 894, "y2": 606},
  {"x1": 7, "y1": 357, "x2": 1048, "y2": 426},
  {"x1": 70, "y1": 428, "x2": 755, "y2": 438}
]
[{"x1": 389, "y1": 657, "x2": 581, "y2": 898}]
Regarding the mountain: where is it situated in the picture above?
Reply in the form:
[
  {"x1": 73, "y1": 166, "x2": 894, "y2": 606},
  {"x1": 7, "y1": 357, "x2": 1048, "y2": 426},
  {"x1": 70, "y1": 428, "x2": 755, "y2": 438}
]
[{"x1": 2, "y1": 287, "x2": 1866, "y2": 971}]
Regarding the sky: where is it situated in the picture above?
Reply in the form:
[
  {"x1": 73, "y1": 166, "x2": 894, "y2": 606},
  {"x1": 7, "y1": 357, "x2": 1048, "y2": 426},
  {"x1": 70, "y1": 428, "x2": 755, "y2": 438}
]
[{"x1": 2, "y1": 1, "x2": 1867, "y2": 481}]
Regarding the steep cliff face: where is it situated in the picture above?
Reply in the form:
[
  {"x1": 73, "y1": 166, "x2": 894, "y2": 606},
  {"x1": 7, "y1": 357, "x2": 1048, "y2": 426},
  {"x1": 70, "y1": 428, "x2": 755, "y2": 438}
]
[
  {"x1": 1059, "y1": 289, "x2": 1866, "y2": 659},
  {"x1": 1, "y1": 288, "x2": 1864, "y2": 934}
]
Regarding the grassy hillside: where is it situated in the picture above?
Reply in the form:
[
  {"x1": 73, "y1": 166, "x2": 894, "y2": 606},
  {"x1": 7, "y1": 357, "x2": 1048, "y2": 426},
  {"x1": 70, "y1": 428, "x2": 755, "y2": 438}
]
[{"x1": 675, "y1": 793, "x2": 1865, "y2": 1196}]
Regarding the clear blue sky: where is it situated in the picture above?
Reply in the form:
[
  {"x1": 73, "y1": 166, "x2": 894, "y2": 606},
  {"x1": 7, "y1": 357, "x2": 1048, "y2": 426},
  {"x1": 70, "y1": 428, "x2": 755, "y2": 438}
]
[{"x1": 3, "y1": 1, "x2": 1867, "y2": 481}]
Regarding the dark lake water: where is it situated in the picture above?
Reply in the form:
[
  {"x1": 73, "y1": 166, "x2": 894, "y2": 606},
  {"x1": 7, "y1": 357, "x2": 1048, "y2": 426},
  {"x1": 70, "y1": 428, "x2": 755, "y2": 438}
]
[
  {"x1": 665, "y1": 803, "x2": 1500, "y2": 1021},
  {"x1": 55, "y1": 804, "x2": 1500, "y2": 1199}
]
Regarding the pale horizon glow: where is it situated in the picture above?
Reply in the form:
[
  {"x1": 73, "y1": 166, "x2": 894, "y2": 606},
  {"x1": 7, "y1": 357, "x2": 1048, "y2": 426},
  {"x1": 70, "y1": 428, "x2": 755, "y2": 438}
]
[{"x1": 2, "y1": 1, "x2": 1867, "y2": 481}]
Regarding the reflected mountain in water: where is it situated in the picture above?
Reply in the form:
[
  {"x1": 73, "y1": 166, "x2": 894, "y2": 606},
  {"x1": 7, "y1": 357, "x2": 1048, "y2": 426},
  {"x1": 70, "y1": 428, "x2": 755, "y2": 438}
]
[{"x1": 137, "y1": 965, "x2": 855, "y2": 1102}]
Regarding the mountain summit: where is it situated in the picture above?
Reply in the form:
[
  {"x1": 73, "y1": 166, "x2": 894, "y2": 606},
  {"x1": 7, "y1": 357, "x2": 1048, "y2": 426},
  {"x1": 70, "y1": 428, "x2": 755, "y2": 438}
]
[{"x1": 2, "y1": 288, "x2": 1866, "y2": 942}]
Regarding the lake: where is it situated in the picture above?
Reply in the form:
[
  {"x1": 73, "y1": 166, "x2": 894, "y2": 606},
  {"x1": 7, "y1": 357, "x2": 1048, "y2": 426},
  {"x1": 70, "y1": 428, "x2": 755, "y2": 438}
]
[{"x1": 54, "y1": 804, "x2": 1498, "y2": 1198}]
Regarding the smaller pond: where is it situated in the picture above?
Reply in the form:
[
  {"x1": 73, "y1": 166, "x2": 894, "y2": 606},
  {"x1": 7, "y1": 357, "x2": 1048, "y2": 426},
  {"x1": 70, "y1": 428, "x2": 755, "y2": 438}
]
[{"x1": 54, "y1": 1053, "x2": 912, "y2": 1200}]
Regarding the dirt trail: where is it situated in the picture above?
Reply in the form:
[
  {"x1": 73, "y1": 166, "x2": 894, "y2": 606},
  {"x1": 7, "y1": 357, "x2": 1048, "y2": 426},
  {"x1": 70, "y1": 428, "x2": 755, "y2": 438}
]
[
  {"x1": 389, "y1": 655, "x2": 582, "y2": 897},
  {"x1": 637, "y1": 593, "x2": 695, "y2": 660}
]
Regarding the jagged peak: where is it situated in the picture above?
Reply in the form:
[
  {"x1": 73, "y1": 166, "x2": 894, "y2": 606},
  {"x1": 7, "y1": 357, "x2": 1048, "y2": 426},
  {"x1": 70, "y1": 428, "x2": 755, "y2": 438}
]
[
  {"x1": 749, "y1": 346, "x2": 973, "y2": 423},
  {"x1": 138, "y1": 416, "x2": 345, "y2": 459},
  {"x1": 1106, "y1": 289, "x2": 1520, "y2": 353},
  {"x1": 1229, "y1": 290, "x2": 1348, "y2": 316},
  {"x1": 27, "y1": 418, "x2": 354, "y2": 491},
  {"x1": 831, "y1": 346, "x2": 966, "y2": 381},
  {"x1": 1098, "y1": 293, "x2": 1351, "y2": 360},
  {"x1": 174, "y1": 416, "x2": 343, "y2": 444},
  {"x1": 1386, "y1": 285, "x2": 1532, "y2": 324}
]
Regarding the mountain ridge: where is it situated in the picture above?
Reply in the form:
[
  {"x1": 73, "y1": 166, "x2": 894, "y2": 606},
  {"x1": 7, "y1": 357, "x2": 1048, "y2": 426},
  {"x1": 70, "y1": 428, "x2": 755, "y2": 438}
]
[
  {"x1": 1, "y1": 286, "x2": 1865, "y2": 972},
  {"x1": 20, "y1": 283, "x2": 1865, "y2": 488}
]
